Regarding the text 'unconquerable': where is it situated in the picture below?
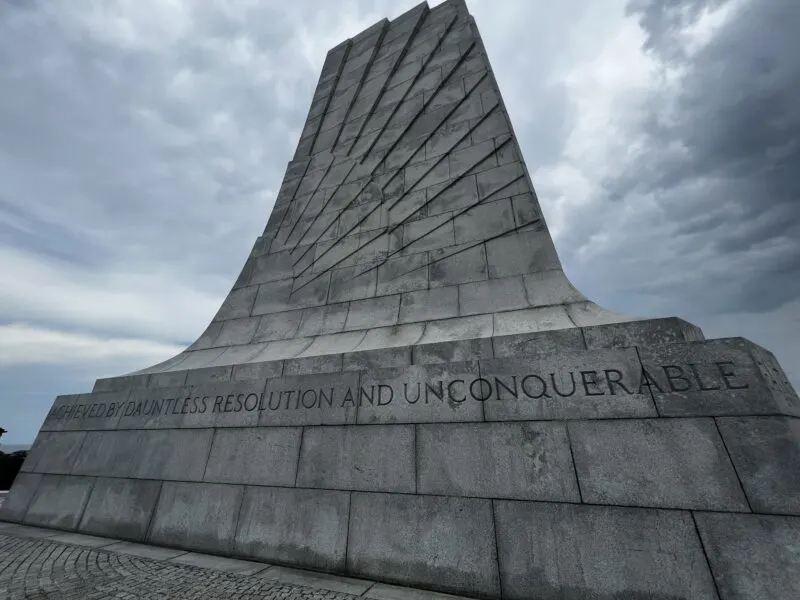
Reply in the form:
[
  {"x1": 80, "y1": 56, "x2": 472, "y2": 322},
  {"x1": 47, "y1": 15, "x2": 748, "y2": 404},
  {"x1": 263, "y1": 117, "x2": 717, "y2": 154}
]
[{"x1": 45, "y1": 361, "x2": 750, "y2": 422}]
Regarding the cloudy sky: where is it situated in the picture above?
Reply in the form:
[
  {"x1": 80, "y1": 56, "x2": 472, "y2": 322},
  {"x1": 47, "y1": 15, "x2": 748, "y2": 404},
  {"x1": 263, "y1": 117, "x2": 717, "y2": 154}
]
[{"x1": 1, "y1": 0, "x2": 797, "y2": 445}]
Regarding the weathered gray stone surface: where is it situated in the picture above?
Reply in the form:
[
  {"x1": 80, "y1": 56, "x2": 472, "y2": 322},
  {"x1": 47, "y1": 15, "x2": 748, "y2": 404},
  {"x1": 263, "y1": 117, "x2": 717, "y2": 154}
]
[
  {"x1": 0, "y1": 473, "x2": 41, "y2": 522},
  {"x1": 78, "y1": 478, "x2": 161, "y2": 541},
  {"x1": 148, "y1": 482, "x2": 243, "y2": 554},
  {"x1": 716, "y1": 416, "x2": 800, "y2": 515},
  {"x1": 494, "y1": 502, "x2": 719, "y2": 600},
  {"x1": 695, "y1": 512, "x2": 800, "y2": 600},
  {"x1": 347, "y1": 492, "x2": 500, "y2": 597},
  {"x1": 23, "y1": 475, "x2": 94, "y2": 531},
  {"x1": 297, "y1": 424, "x2": 415, "y2": 492},
  {"x1": 417, "y1": 421, "x2": 579, "y2": 501},
  {"x1": 569, "y1": 418, "x2": 749, "y2": 511},
  {"x1": 204, "y1": 426, "x2": 302, "y2": 486},
  {"x1": 234, "y1": 486, "x2": 350, "y2": 571},
  {"x1": 4, "y1": 1, "x2": 800, "y2": 598}
]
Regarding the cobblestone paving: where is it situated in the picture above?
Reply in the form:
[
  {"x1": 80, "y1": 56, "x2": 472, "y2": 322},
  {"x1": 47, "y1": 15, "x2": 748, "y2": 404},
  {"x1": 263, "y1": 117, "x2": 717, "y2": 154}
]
[{"x1": 0, "y1": 535, "x2": 359, "y2": 599}]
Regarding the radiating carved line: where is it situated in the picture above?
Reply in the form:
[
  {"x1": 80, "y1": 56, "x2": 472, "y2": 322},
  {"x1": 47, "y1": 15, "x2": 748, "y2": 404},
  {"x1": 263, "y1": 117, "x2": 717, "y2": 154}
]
[
  {"x1": 290, "y1": 112, "x2": 507, "y2": 296},
  {"x1": 344, "y1": 7, "x2": 431, "y2": 158},
  {"x1": 291, "y1": 24, "x2": 485, "y2": 288},
  {"x1": 379, "y1": 71, "x2": 489, "y2": 211},
  {"x1": 292, "y1": 89, "x2": 496, "y2": 286},
  {"x1": 271, "y1": 159, "x2": 310, "y2": 237},
  {"x1": 347, "y1": 161, "x2": 523, "y2": 284},
  {"x1": 289, "y1": 16, "x2": 465, "y2": 266},
  {"x1": 377, "y1": 219, "x2": 539, "y2": 283},
  {"x1": 270, "y1": 44, "x2": 350, "y2": 251},
  {"x1": 282, "y1": 159, "x2": 334, "y2": 245},
  {"x1": 361, "y1": 15, "x2": 462, "y2": 165},
  {"x1": 288, "y1": 159, "x2": 361, "y2": 258},
  {"x1": 292, "y1": 64, "x2": 489, "y2": 276},
  {"x1": 330, "y1": 22, "x2": 390, "y2": 152},
  {"x1": 308, "y1": 43, "x2": 352, "y2": 157}
]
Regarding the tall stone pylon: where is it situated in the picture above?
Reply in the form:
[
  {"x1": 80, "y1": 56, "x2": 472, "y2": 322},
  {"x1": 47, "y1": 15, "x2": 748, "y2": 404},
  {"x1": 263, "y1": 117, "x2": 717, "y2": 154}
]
[{"x1": 3, "y1": 2, "x2": 799, "y2": 599}]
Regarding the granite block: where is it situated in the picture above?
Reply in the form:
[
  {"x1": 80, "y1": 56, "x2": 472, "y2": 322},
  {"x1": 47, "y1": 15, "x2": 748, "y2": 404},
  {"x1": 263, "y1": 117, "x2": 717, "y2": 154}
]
[
  {"x1": 486, "y1": 229, "x2": 560, "y2": 278},
  {"x1": 429, "y1": 243, "x2": 488, "y2": 287},
  {"x1": 493, "y1": 501, "x2": 717, "y2": 600},
  {"x1": 78, "y1": 478, "x2": 161, "y2": 541},
  {"x1": 569, "y1": 418, "x2": 749, "y2": 511},
  {"x1": 234, "y1": 486, "x2": 350, "y2": 571},
  {"x1": 453, "y1": 200, "x2": 515, "y2": 245},
  {"x1": 213, "y1": 286, "x2": 258, "y2": 320},
  {"x1": 185, "y1": 365, "x2": 233, "y2": 385},
  {"x1": 716, "y1": 416, "x2": 800, "y2": 515},
  {"x1": 0, "y1": 473, "x2": 42, "y2": 522},
  {"x1": 297, "y1": 304, "x2": 349, "y2": 337},
  {"x1": 354, "y1": 325, "x2": 425, "y2": 352},
  {"x1": 347, "y1": 492, "x2": 500, "y2": 597},
  {"x1": 695, "y1": 512, "x2": 800, "y2": 600},
  {"x1": 417, "y1": 421, "x2": 579, "y2": 501},
  {"x1": 582, "y1": 317, "x2": 704, "y2": 349},
  {"x1": 71, "y1": 430, "x2": 144, "y2": 478},
  {"x1": 31, "y1": 431, "x2": 86, "y2": 474},
  {"x1": 343, "y1": 346, "x2": 412, "y2": 371},
  {"x1": 492, "y1": 328, "x2": 585, "y2": 358},
  {"x1": 148, "y1": 481, "x2": 243, "y2": 554},
  {"x1": 492, "y1": 306, "x2": 574, "y2": 336},
  {"x1": 254, "y1": 310, "x2": 304, "y2": 342},
  {"x1": 132, "y1": 429, "x2": 215, "y2": 481},
  {"x1": 376, "y1": 252, "x2": 430, "y2": 295},
  {"x1": 231, "y1": 360, "x2": 283, "y2": 382},
  {"x1": 297, "y1": 424, "x2": 415, "y2": 492},
  {"x1": 345, "y1": 295, "x2": 401, "y2": 329},
  {"x1": 24, "y1": 475, "x2": 95, "y2": 531},
  {"x1": 413, "y1": 337, "x2": 494, "y2": 364},
  {"x1": 418, "y1": 315, "x2": 493, "y2": 343},
  {"x1": 399, "y1": 287, "x2": 459, "y2": 323},
  {"x1": 458, "y1": 276, "x2": 528, "y2": 316},
  {"x1": 203, "y1": 427, "x2": 302, "y2": 487}
]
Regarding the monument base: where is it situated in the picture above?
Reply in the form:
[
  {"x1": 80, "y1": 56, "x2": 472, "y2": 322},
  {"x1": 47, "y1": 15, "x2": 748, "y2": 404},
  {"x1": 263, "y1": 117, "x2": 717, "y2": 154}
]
[{"x1": 3, "y1": 317, "x2": 799, "y2": 599}]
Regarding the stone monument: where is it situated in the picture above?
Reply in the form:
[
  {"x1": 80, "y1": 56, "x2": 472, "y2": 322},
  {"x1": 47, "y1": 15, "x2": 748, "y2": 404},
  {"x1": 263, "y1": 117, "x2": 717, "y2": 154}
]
[{"x1": 3, "y1": 1, "x2": 799, "y2": 598}]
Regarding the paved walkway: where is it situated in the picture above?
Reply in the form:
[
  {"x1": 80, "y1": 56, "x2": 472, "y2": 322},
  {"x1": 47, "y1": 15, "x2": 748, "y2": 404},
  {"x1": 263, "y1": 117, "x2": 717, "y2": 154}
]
[{"x1": 0, "y1": 522, "x2": 470, "y2": 600}]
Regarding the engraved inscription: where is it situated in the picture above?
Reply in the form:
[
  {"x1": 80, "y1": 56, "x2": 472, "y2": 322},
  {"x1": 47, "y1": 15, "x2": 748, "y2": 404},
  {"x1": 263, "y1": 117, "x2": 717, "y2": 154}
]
[{"x1": 43, "y1": 360, "x2": 752, "y2": 426}]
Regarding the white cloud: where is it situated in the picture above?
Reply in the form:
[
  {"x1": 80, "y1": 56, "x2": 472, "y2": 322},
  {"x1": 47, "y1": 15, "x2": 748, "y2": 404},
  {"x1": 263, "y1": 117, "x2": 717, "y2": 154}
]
[
  {"x1": 0, "y1": 246, "x2": 219, "y2": 343},
  {"x1": 0, "y1": 322, "x2": 183, "y2": 368}
]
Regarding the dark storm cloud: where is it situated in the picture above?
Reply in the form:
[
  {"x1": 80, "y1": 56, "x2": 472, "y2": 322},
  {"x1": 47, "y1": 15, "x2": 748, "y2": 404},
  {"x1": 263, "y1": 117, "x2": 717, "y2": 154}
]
[
  {"x1": 561, "y1": 0, "x2": 800, "y2": 319},
  {"x1": 626, "y1": 0, "x2": 729, "y2": 58}
]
